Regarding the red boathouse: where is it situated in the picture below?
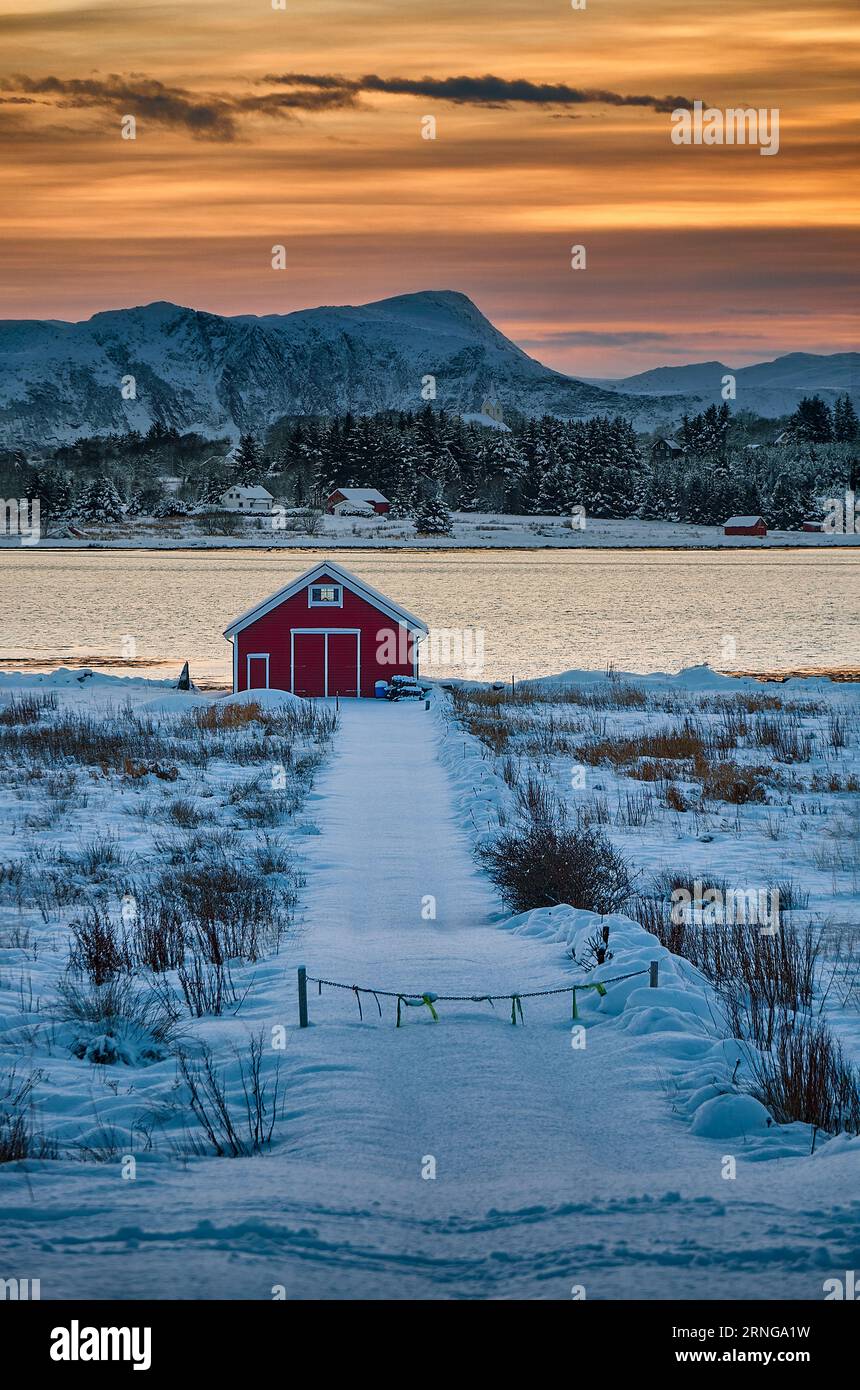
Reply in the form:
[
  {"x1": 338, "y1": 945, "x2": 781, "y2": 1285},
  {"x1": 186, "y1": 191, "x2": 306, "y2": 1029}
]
[{"x1": 223, "y1": 559, "x2": 428, "y2": 697}]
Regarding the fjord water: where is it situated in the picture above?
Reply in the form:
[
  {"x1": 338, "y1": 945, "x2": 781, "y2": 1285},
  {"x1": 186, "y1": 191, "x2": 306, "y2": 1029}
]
[{"x1": 0, "y1": 548, "x2": 857, "y2": 686}]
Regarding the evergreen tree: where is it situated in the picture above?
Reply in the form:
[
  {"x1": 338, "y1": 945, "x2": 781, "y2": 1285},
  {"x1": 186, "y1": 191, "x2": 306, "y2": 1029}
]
[
  {"x1": 196, "y1": 473, "x2": 227, "y2": 507},
  {"x1": 23, "y1": 465, "x2": 73, "y2": 526},
  {"x1": 833, "y1": 394, "x2": 859, "y2": 442},
  {"x1": 769, "y1": 472, "x2": 806, "y2": 530},
  {"x1": 387, "y1": 435, "x2": 421, "y2": 514},
  {"x1": 75, "y1": 474, "x2": 126, "y2": 522},
  {"x1": 788, "y1": 395, "x2": 833, "y2": 443},
  {"x1": 412, "y1": 495, "x2": 453, "y2": 535},
  {"x1": 231, "y1": 432, "x2": 264, "y2": 484},
  {"x1": 684, "y1": 476, "x2": 708, "y2": 524},
  {"x1": 455, "y1": 466, "x2": 481, "y2": 512}
]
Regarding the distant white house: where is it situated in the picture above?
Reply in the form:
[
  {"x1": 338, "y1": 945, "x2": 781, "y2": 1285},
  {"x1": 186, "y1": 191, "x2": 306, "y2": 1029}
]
[{"x1": 220, "y1": 485, "x2": 274, "y2": 514}]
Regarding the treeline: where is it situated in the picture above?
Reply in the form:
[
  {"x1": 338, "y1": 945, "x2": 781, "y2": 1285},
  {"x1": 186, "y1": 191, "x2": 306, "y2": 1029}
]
[{"x1": 1, "y1": 395, "x2": 857, "y2": 530}]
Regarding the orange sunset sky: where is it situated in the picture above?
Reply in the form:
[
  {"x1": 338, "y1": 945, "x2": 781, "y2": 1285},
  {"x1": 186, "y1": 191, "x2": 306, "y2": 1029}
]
[{"x1": 0, "y1": 0, "x2": 857, "y2": 375}]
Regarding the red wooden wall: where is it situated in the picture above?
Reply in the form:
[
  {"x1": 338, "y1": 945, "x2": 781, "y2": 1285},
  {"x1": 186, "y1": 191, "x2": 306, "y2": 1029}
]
[{"x1": 234, "y1": 571, "x2": 418, "y2": 696}]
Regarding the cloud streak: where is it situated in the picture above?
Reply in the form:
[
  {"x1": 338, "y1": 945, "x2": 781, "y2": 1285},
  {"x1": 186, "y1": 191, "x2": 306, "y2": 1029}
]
[
  {"x1": 0, "y1": 73, "x2": 361, "y2": 140},
  {"x1": 0, "y1": 69, "x2": 695, "y2": 143},
  {"x1": 265, "y1": 72, "x2": 697, "y2": 113},
  {"x1": 1, "y1": 74, "x2": 239, "y2": 139}
]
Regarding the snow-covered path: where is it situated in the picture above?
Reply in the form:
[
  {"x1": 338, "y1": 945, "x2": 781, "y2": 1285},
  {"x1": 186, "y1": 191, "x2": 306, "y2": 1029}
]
[
  {"x1": 290, "y1": 698, "x2": 615, "y2": 1183},
  {"x1": 4, "y1": 697, "x2": 859, "y2": 1300}
]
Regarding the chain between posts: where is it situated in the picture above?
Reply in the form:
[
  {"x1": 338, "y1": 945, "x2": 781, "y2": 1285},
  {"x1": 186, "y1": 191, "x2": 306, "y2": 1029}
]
[{"x1": 295, "y1": 963, "x2": 659, "y2": 1027}]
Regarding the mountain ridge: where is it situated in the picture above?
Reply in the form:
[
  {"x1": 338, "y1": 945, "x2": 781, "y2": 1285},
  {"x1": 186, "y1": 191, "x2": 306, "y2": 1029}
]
[{"x1": 0, "y1": 291, "x2": 855, "y2": 447}]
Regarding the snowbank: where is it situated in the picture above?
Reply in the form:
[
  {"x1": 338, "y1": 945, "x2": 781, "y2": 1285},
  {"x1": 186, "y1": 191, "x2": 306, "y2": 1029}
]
[
  {"x1": 140, "y1": 691, "x2": 214, "y2": 716},
  {"x1": 219, "y1": 687, "x2": 304, "y2": 709}
]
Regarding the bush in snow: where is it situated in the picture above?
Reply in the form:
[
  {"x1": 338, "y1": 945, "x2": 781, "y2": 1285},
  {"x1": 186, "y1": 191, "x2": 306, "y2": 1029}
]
[
  {"x1": 479, "y1": 796, "x2": 630, "y2": 915},
  {"x1": 58, "y1": 975, "x2": 181, "y2": 1066},
  {"x1": 748, "y1": 1014, "x2": 860, "y2": 1135},
  {"x1": 156, "y1": 858, "x2": 295, "y2": 964},
  {"x1": 0, "y1": 1067, "x2": 57, "y2": 1163},
  {"x1": 153, "y1": 495, "x2": 191, "y2": 518},
  {"x1": 69, "y1": 907, "x2": 132, "y2": 986},
  {"x1": 176, "y1": 1033, "x2": 283, "y2": 1157},
  {"x1": 177, "y1": 955, "x2": 241, "y2": 1018}
]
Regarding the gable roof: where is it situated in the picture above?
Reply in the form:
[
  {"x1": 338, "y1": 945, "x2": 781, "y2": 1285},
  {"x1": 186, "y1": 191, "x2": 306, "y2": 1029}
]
[
  {"x1": 223, "y1": 558, "x2": 428, "y2": 638},
  {"x1": 329, "y1": 487, "x2": 389, "y2": 503},
  {"x1": 222, "y1": 485, "x2": 273, "y2": 499},
  {"x1": 724, "y1": 516, "x2": 766, "y2": 527}
]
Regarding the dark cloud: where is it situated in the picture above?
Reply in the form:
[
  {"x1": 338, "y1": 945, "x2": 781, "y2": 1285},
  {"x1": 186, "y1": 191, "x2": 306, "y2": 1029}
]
[
  {"x1": 1, "y1": 74, "x2": 239, "y2": 139},
  {"x1": 0, "y1": 69, "x2": 694, "y2": 143},
  {"x1": 0, "y1": 71, "x2": 363, "y2": 140},
  {"x1": 264, "y1": 72, "x2": 696, "y2": 113}
]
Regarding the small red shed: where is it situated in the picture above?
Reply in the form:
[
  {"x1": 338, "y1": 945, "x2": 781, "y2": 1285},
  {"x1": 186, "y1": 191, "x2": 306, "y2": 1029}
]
[
  {"x1": 223, "y1": 559, "x2": 428, "y2": 697},
  {"x1": 327, "y1": 488, "x2": 390, "y2": 516},
  {"x1": 724, "y1": 515, "x2": 768, "y2": 537}
]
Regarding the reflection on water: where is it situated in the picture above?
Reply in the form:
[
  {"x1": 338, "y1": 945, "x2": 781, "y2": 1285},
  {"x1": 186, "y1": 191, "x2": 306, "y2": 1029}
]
[{"x1": 0, "y1": 548, "x2": 857, "y2": 687}]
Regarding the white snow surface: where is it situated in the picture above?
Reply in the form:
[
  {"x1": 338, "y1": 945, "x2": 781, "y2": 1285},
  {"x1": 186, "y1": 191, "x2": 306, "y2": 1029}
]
[
  {"x1": 219, "y1": 687, "x2": 304, "y2": 710},
  {"x1": 0, "y1": 672, "x2": 858, "y2": 1299},
  {"x1": 4, "y1": 512, "x2": 860, "y2": 551}
]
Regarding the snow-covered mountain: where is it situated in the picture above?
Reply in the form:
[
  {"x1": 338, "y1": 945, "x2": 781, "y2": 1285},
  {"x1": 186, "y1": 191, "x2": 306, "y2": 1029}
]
[
  {"x1": 1, "y1": 291, "x2": 855, "y2": 447},
  {"x1": 0, "y1": 291, "x2": 654, "y2": 447},
  {"x1": 588, "y1": 352, "x2": 859, "y2": 418}
]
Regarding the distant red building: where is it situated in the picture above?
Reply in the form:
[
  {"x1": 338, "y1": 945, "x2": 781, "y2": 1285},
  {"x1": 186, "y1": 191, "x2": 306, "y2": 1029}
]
[
  {"x1": 724, "y1": 515, "x2": 768, "y2": 537},
  {"x1": 223, "y1": 559, "x2": 427, "y2": 698},
  {"x1": 327, "y1": 488, "x2": 390, "y2": 516}
]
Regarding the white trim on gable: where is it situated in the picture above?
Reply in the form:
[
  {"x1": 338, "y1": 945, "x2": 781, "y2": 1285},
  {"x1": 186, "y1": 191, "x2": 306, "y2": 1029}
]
[{"x1": 223, "y1": 558, "x2": 428, "y2": 639}]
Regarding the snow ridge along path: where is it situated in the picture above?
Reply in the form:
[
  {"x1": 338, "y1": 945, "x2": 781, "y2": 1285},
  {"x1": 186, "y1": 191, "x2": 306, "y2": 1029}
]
[{"x1": 4, "y1": 695, "x2": 859, "y2": 1300}]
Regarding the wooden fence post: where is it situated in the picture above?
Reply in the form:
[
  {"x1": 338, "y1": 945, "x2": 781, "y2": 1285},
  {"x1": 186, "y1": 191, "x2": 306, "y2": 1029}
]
[
  {"x1": 649, "y1": 959, "x2": 659, "y2": 989},
  {"x1": 297, "y1": 965, "x2": 308, "y2": 1027}
]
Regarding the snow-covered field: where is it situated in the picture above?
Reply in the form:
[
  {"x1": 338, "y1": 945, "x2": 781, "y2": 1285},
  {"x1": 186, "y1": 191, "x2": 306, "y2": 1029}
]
[
  {"x1": 1, "y1": 667, "x2": 858, "y2": 1300},
  {"x1": 3, "y1": 512, "x2": 859, "y2": 550}
]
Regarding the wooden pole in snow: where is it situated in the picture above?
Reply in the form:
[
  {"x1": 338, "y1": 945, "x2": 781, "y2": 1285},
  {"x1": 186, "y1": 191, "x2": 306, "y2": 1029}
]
[{"x1": 297, "y1": 965, "x2": 309, "y2": 1027}]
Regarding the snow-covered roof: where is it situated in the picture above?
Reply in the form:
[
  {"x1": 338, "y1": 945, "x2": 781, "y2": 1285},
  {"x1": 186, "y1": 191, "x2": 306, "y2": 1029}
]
[
  {"x1": 223, "y1": 558, "x2": 428, "y2": 639},
  {"x1": 654, "y1": 436, "x2": 683, "y2": 449},
  {"x1": 221, "y1": 485, "x2": 273, "y2": 499},
  {"x1": 724, "y1": 516, "x2": 766, "y2": 527},
  {"x1": 329, "y1": 487, "x2": 389, "y2": 504}
]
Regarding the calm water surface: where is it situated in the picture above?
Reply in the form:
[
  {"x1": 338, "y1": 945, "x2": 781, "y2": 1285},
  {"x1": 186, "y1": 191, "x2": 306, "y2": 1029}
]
[{"x1": 0, "y1": 549, "x2": 856, "y2": 686}]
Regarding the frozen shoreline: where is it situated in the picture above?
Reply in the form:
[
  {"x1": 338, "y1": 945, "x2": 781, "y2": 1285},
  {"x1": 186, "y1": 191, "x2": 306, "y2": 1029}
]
[{"x1": 2, "y1": 511, "x2": 860, "y2": 552}]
